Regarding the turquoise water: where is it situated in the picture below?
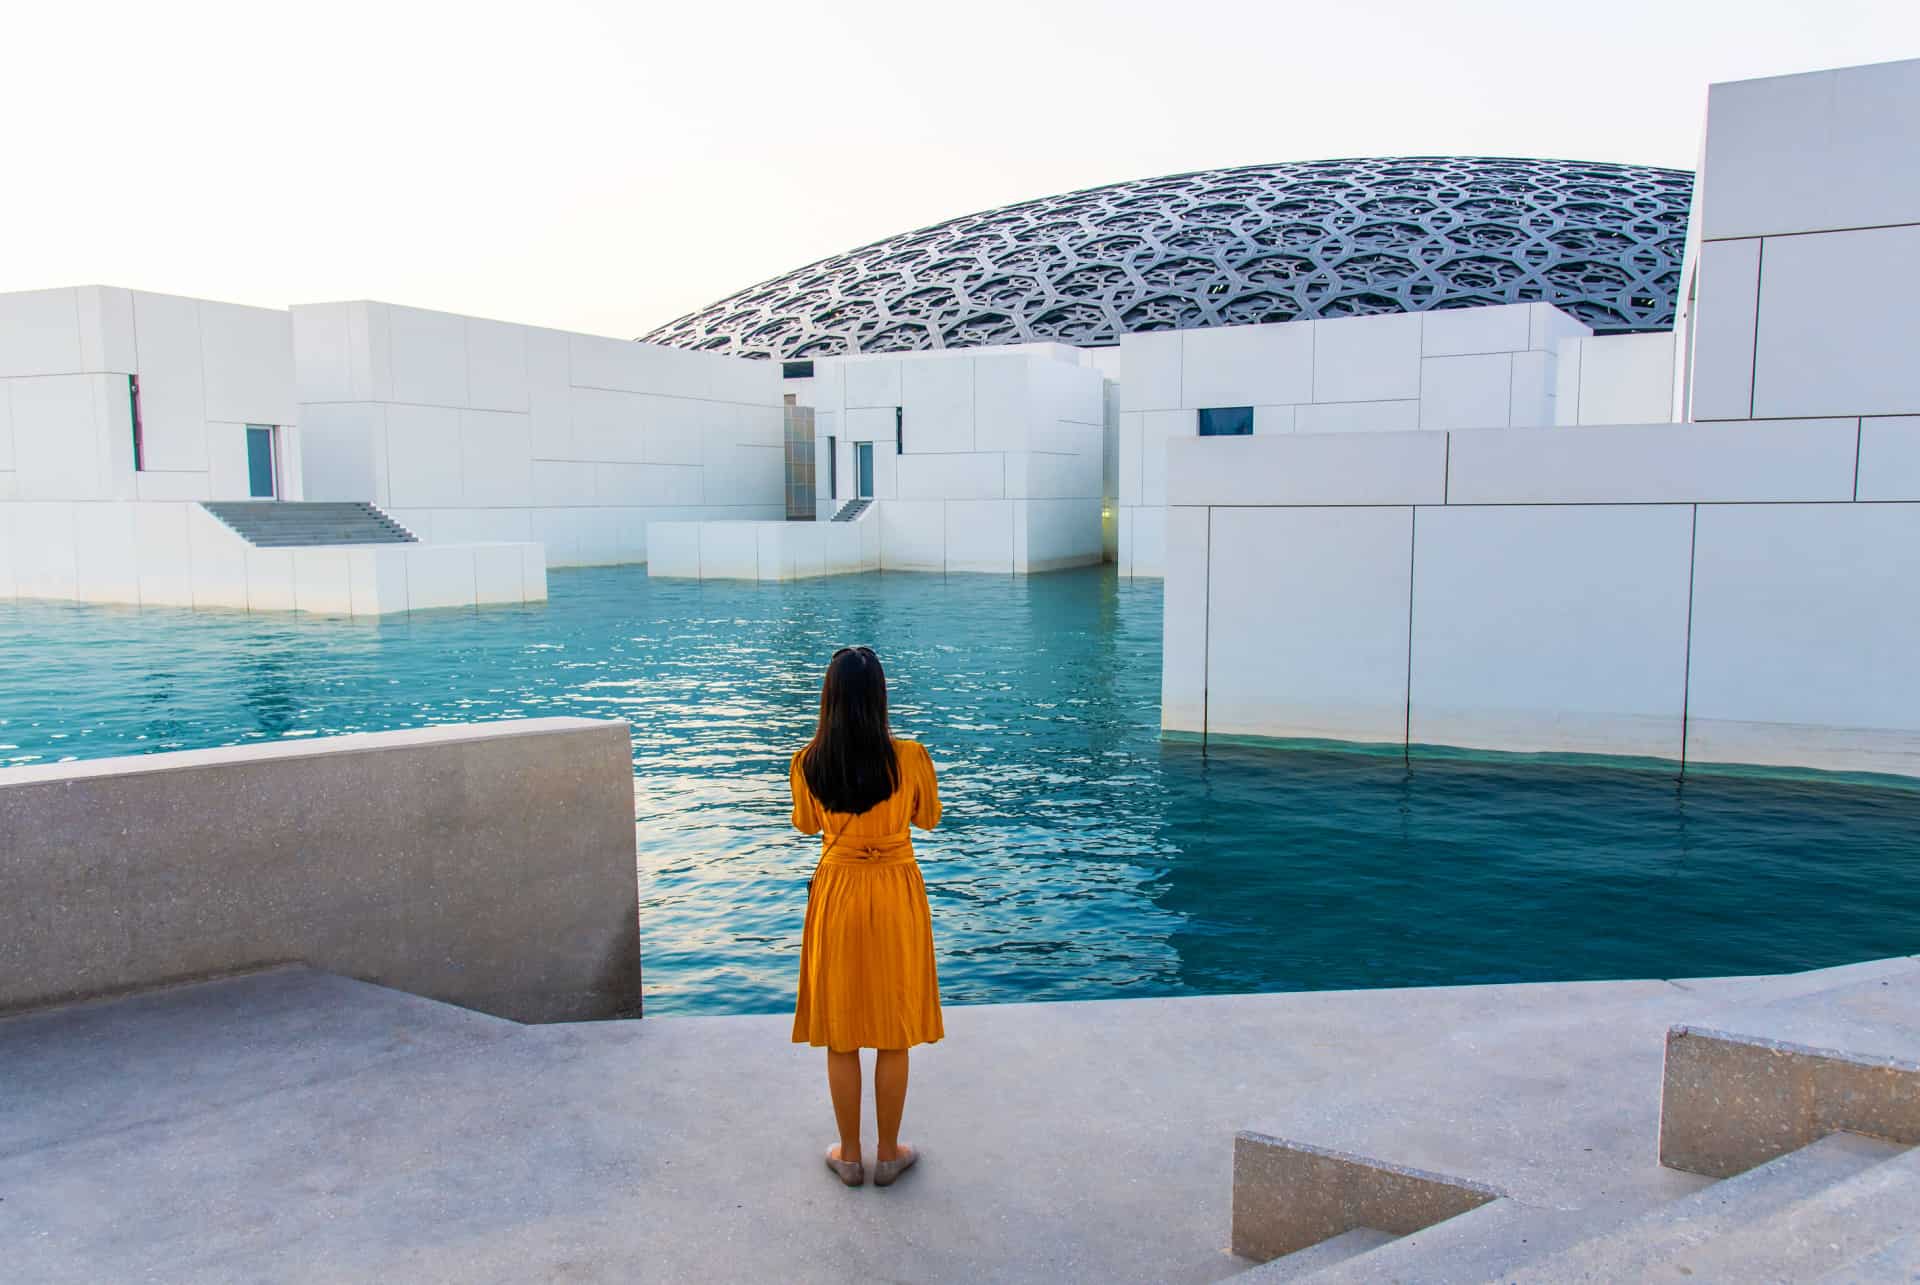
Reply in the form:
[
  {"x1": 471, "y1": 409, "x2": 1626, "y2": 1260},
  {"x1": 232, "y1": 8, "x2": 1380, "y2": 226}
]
[{"x1": 4, "y1": 565, "x2": 1919, "y2": 1016}]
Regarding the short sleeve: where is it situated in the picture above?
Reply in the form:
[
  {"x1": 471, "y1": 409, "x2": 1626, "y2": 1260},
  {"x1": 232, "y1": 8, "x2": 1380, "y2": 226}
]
[
  {"x1": 909, "y1": 742, "x2": 941, "y2": 831},
  {"x1": 790, "y1": 750, "x2": 822, "y2": 835}
]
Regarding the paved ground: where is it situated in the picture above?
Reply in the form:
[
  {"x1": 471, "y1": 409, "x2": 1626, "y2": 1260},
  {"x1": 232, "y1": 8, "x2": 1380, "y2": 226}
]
[{"x1": 3, "y1": 957, "x2": 1917, "y2": 1284}]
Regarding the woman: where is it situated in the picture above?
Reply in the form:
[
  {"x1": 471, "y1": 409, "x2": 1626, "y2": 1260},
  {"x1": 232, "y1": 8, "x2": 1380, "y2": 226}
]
[{"x1": 790, "y1": 644, "x2": 943, "y2": 1188}]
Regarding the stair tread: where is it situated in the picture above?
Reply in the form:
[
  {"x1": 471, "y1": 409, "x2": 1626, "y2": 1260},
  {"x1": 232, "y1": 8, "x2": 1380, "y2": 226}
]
[
  {"x1": 202, "y1": 502, "x2": 417, "y2": 548},
  {"x1": 1815, "y1": 1229, "x2": 1920, "y2": 1282},
  {"x1": 1241, "y1": 1227, "x2": 1396, "y2": 1281},
  {"x1": 1286, "y1": 1199, "x2": 1646, "y2": 1285},
  {"x1": 1501, "y1": 1133, "x2": 1908, "y2": 1282}
]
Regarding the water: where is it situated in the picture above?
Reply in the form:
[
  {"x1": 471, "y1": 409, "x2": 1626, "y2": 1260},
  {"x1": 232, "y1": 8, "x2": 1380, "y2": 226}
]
[{"x1": 4, "y1": 565, "x2": 1919, "y2": 1016}]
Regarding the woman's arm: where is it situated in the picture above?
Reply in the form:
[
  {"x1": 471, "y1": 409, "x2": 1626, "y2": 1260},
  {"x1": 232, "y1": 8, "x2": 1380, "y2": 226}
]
[
  {"x1": 911, "y1": 742, "x2": 942, "y2": 831},
  {"x1": 790, "y1": 751, "x2": 823, "y2": 835}
]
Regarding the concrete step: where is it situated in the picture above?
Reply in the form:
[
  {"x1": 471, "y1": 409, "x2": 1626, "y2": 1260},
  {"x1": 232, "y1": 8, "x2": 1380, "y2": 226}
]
[
  {"x1": 1501, "y1": 1133, "x2": 1908, "y2": 1283},
  {"x1": 830, "y1": 498, "x2": 872, "y2": 522},
  {"x1": 1283, "y1": 1198, "x2": 1640, "y2": 1284},
  {"x1": 1815, "y1": 1229, "x2": 1920, "y2": 1282},
  {"x1": 203, "y1": 501, "x2": 418, "y2": 547},
  {"x1": 1239, "y1": 1227, "x2": 1395, "y2": 1280},
  {"x1": 1658, "y1": 1143, "x2": 1920, "y2": 1282}
]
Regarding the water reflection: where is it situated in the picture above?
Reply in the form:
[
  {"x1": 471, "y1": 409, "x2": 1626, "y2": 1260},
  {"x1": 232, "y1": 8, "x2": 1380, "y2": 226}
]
[{"x1": 2, "y1": 566, "x2": 1918, "y2": 1015}]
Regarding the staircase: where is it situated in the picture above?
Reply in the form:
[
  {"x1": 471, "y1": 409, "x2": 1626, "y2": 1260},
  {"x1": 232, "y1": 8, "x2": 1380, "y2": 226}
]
[
  {"x1": 202, "y1": 501, "x2": 418, "y2": 547},
  {"x1": 830, "y1": 498, "x2": 872, "y2": 522},
  {"x1": 1237, "y1": 965, "x2": 1920, "y2": 1282}
]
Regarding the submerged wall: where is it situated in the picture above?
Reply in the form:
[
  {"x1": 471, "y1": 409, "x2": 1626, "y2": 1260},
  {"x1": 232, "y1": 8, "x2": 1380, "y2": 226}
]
[{"x1": 0, "y1": 718, "x2": 641, "y2": 1021}]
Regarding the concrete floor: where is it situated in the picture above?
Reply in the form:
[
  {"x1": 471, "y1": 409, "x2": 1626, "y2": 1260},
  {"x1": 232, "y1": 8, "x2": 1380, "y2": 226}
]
[{"x1": 3, "y1": 958, "x2": 1917, "y2": 1284}]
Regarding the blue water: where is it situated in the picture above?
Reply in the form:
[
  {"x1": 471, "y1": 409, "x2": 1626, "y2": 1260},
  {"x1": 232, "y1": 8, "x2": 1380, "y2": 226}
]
[{"x1": 3, "y1": 565, "x2": 1918, "y2": 1015}]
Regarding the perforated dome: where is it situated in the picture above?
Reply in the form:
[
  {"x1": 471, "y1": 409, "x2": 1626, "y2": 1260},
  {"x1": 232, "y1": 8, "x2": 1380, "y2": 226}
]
[{"x1": 641, "y1": 156, "x2": 1692, "y2": 360}]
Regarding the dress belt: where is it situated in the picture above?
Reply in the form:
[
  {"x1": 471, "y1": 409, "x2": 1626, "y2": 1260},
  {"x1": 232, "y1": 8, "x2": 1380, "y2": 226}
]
[{"x1": 819, "y1": 830, "x2": 915, "y2": 865}]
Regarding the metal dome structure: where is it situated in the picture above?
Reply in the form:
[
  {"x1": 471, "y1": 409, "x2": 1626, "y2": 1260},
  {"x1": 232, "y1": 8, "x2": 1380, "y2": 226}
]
[{"x1": 640, "y1": 156, "x2": 1693, "y2": 361}]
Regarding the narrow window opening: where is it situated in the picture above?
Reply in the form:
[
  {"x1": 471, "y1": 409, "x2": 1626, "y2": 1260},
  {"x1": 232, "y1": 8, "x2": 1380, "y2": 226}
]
[
  {"x1": 129, "y1": 375, "x2": 145, "y2": 472},
  {"x1": 246, "y1": 424, "x2": 277, "y2": 498},
  {"x1": 827, "y1": 435, "x2": 838, "y2": 499},
  {"x1": 1197, "y1": 406, "x2": 1254, "y2": 437},
  {"x1": 895, "y1": 406, "x2": 903, "y2": 455},
  {"x1": 782, "y1": 360, "x2": 815, "y2": 379}
]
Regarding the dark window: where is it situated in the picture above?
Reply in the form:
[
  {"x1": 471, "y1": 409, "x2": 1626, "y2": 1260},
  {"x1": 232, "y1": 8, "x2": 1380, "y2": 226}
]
[
  {"x1": 246, "y1": 425, "x2": 276, "y2": 498},
  {"x1": 129, "y1": 375, "x2": 144, "y2": 472},
  {"x1": 782, "y1": 360, "x2": 815, "y2": 379},
  {"x1": 895, "y1": 406, "x2": 903, "y2": 455},
  {"x1": 827, "y1": 435, "x2": 837, "y2": 498},
  {"x1": 1198, "y1": 406, "x2": 1254, "y2": 437}
]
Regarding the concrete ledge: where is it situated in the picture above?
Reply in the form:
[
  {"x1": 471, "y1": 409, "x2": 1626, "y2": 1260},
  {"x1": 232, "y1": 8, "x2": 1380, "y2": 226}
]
[
  {"x1": 1659, "y1": 1024, "x2": 1920, "y2": 1177},
  {"x1": 0, "y1": 718, "x2": 640, "y2": 1022},
  {"x1": 1230, "y1": 1131, "x2": 1502, "y2": 1262}
]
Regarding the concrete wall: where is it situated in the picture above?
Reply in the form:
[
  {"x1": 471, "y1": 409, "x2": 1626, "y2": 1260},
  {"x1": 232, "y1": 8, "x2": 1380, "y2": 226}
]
[
  {"x1": 647, "y1": 512, "x2": 880, "y2": 580},
  {"x1": 294, "y1": 302, "x2": 785, "y2": 567},
  {"x1": 0, "y1": 719, "x2": 640, "y2": 1022},
  {"x1": 1118, "y1": 303, "x2": 1592, "y2": 577},
  {"x1": 1555, "y1": 331, "x2": 1677, "y2": 426},
  {"x1": 1163, "y1": 422, "x2": 1920, "y2": 778}
]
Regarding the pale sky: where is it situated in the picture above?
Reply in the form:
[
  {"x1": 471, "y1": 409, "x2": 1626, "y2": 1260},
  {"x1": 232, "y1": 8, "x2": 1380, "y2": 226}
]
[{"x1": 4, "y1": 0, "x2": 1916, "y2": 339}]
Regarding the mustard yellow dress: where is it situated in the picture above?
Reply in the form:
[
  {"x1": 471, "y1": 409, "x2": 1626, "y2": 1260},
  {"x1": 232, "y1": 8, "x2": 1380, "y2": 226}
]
[{"x1": 790, "y1": 739, "x2": 944, "y2": 1052}]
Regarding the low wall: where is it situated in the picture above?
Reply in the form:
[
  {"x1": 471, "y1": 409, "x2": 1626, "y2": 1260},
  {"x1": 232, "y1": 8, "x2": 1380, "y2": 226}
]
[
  {"x1": 0, "y1": 718, "x2": 640, "y2": 1021},
  {"x1": 647, "y1": 516, "x2": 878, "y2": 580},
  {"x1": 1163, "y1": 419, "x2": 1920, "y2": 779}
]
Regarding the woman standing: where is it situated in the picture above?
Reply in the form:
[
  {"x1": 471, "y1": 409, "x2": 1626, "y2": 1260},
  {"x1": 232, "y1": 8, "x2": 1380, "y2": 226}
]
[{"x1": 790, "y1": 645, "x2": 943, "y2": 1188}]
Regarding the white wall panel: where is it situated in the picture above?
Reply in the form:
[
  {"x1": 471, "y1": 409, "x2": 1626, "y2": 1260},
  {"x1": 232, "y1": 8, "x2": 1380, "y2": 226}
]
[
  {"x1": 1313, "y1": 312, "x2": 1421, "y2": 402},
  {"x1": 10, "y1": 374, "x2": 107, "y2": 500},
  {"x1": 1138, "y1": 409, "x2": 1185, "y2": 506},
  {"x1": 133, "y1": 470, "x2": 212, "y2": 502},
  {"x1": 896, "y1": 452, "x2": 1004, "y2": 500},
  {"x1": 1023, "y1": 448, "x2": 1102, "y2": 500},
  {"x1": 697, "y1": 522, "x2": 760, "y2": 579},
  {"x1": 429, "y1": 508, "x2": 534, "y2": 545},
  {"x1": 525, "y1": 326, "x2": 571, "y2": 458},
  {"x1": 298, "y1": 403, "x2": 385, "y2": 503},
  {"x1": 133, "y1": 502, "x2": 192, "y2": 606},
  {"x1": 568, "y1": 385, "x2": 646, "y2": 464},
  {"x1": 0, "y1": 382, "x2": 12, "y2": 471},
  {"x1": 404, "y1": 544, "x2": 478, "y2": 611},
  {"x1": 521, "y1": 544, "x2": 548, "y2": 600},
  {"x1": 1527, "y1": 304, "x2": 1591, "y2": 354},
  {"x1": 1206, "y1": 506, "x2": 1413, "y2": 744},
  {"x1": 71, "y1": 502, "x2": 140, "y2": 604},
  {"x1": 902, "y1": 355, "x2": 973, "y2": 453},
  {"x1": 531, "y1": 459, "x2": 597, "y2": 507},
  {"x1": 348, "y1": 546, "x2": 411, "y2": 617},
  {"x1": 1410, "y1": 505, "x2": 1693, "y2": 759},
  {"x1": 1118, "y1": 330, "x2": 1181, "y2": 411},
  {"x1": 1573, "y1": 332, "x2": 1675, "y2": 426},
  {"x1": 1129, "y1": 504, "x2": 1165, "y2": 578},
  {"x1": 701, "y1": 442, "x2": 781, "y2": 505},
  {"x1": 1856, "y1": 416, "x2": 1920, "y2": 501},
  {"x1": 1419, "y1": 353, "x2": 1511, "y2": 429},
  {"x1": 844, "y1": 359, "x2": 902, "y2": 409},
  {"x1": 645, "y1": 521, "x2": 701, "y2": 577},
  {"x1": 292, "y1": 548, "x2": 354, "y2": 615},
  {"x1": 199, "y1": 300, "x2": 294, "y2": 426},
  {"x1": 0, "y1": 289, "x2": 83, "y2": 377},
  {"x1": 880, "y1": 500, "x2": 945, "y2": 571},
  {"x1": 129, "y1": 290, "x2": 207, "y2": 472},
  {"x1": 387, "y1": 305, "x2": 469, "y2": 407},
  {"x1": 944, "y1": 499, "x2": 1013, "y2": 572},
  {"x1": 1293, "y1": 399, "x2": 1420, "y2": 434},
  {"x1": 1252, "y1": 404, "x2": 1296, "y2": 434},
  {"x1": 186, "y1": 504, "x2": 249, "y2": 609},
  {"x1": 457, "y1": 409, "x2": 532, "y2": 506},
  {"x1": 79, "y1": 286, "x2": 136, "y2": 373},
  {"x1": 471, "y1": 544, "x2": 526, "y2": 605},
  {"x1": 464, "y1": 318, "x2": 528, "y2": 412},
  {"x1": 244, "y1": 548, "x2": 297, "y2": 613},
  {"x1": 1166, "y1": 430, "x2": 1448, "y2": 508},
  {"x1": 1447, "y1": 419, "x2": 1857, "y2": 505},
  {"x1": 1033, "y1": 358, "x2": 1104, "y2": 427},
  {"x1": 1688, "y1": 501, "x2": 1920, "y2": 774},
  {"x1": 973, "y1": 356, "x2": 1033, "y2": 451},
  {"x1": 1180, "y1": 321, "x2": 1313, "y2": 408},
  {"x1": 291, "y1": 303, "x2": 358, "y2": 405},
  {"x1": 1701, "y1": 58, "x2": 1920, "y2": 241},
  {"x1": 1687, "y1": 238, "x2": 1762, "y2": 421},
  {"x1": 1421, "y1": 304, "x2": 1531, "y2": 356},
  {"x1": 1753, "y1": 224, "x2": 1920, "y2": 419},
  {"x1": 843, "y1": 405, "x2": 894, "y2": 444},
  {"x1": 1019, "y1": 497, "x2": 1101, "y2": 572},
  {"x1": 1510, "y1": 350, "x2": 1555, "y2": 429},
  {"x1": 383, "y1": 404, "x2": 465, "y2": 508},
  {"x1": 1160, "y1": 505, "x2": 1209, "y2": 732},
  {"x1": 1117, "y1": 412, "x2": 1143, "y2": 505}
]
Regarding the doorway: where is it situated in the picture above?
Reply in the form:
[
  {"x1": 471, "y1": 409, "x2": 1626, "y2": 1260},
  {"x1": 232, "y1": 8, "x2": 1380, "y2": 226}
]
[{"x1": 855, "y1": 442, "x2": 874, "y2": 499}]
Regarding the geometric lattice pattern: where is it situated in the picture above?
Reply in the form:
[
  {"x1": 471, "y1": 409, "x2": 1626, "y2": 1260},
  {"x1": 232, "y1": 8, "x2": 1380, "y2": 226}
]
[{"x1": 640, "y1": 156, "x2": 1694, "y2": 360}]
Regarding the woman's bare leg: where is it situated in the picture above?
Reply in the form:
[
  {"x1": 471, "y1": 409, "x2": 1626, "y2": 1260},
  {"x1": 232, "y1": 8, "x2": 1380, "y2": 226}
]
[
  {"x1": 827, "y1": 1049, "x2": 863, "y2": 1164},
  {"x1": 874, "y1": 1048, "x2": 909, "y2": 1162}
]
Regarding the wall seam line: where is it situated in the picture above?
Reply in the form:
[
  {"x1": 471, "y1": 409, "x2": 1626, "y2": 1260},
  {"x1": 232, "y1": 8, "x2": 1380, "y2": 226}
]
[
  {"x1": 1852, "y1": 418, "x2": 1862, "y2": 500},
  {"x1": 1202, "y1": 504, "x2": 1212, "y2": 748},
  {"x1": 1746, "y1": 239, "x2": 1765, "y2": 419},
  {"x1": 1403, "y1": 505, "x2": 1418, "y2": 763},
  {"x1": 1680, "y1": 503, "x2": 1698, "y2": 777}
]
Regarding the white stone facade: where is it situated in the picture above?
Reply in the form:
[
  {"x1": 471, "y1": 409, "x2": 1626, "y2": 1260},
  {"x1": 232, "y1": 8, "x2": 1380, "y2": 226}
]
[
  {"x1": 294, "y1": 303, "x2": 784, "y2": 566},
  {"x1": 1158, "y1": 55, "x2": 1920, "y2": 780}
]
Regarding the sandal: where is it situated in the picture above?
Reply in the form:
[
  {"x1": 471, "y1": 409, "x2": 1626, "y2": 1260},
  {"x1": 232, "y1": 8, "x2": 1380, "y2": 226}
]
[
  {"x1": 873, "y1": 1143, "x2": 918, "y2": 1187},
  {"x1": 825, "y1": 1145, "x2": 864, "y2": 1187}
]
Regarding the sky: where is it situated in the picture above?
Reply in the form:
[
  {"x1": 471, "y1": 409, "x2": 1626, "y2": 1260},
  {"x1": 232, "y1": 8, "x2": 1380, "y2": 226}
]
[{"x1": 3, "y1": 0, "x2": 1917, "y2": 339}]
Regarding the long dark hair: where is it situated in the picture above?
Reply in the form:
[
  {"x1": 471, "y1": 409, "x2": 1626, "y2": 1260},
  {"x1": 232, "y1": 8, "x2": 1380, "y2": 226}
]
[{"x1": 801, "y1": 645, "x2": 899, "y2": 815}]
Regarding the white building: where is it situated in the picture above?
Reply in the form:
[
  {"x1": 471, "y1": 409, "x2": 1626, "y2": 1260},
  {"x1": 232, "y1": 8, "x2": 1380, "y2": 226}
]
[
  {"x1": 1158, "y1": 56, "x2": 1920, "y2": 780},
  {"x1": 645, "y1": 344, "x2": 1112, "y2": 579}
]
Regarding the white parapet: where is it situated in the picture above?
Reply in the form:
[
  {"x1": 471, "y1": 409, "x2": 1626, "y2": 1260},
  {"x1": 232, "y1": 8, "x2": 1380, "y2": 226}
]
[{"x1": 645, "y1": 516, "x2": 879, "y2": 581}]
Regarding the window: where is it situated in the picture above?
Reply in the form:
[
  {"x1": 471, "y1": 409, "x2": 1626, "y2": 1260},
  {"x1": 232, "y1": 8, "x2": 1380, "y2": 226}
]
[
  {"x1": 895, "y1": 406, "x2": 903, "y2": 455},
  {"x1": 827, "y1": 435, "x2": 838, "y2": 499},
  {"x1": 129, "y1": 375, "x2": 145, "y2": 472},
  {"x1": 246, "y1": 425, "x2": 276, "y2": 498},
  {"x1": 855, "y1": 442, "x2": 874, "y2": 499},
  {"x1": 1198, "y1": 406, "x2": 1254, "y2": 437},
  {"x1": 782, "y1": 360, "x2": 815, "y2": 379}
]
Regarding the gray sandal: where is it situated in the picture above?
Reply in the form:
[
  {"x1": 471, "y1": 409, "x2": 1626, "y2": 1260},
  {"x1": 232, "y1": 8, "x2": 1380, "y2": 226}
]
[
  {"x1": 825, "y1": 1145, "x2": 864, "y2": 1187},
  {"x1": 872, "y1": 1143, "x2": 918, "y2": 1187}
]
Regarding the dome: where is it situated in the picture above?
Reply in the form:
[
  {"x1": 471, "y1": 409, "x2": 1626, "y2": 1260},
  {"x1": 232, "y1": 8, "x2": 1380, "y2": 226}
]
[{"x1": 640, "y1": 156, "x2": 1693, "y2": 360}]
